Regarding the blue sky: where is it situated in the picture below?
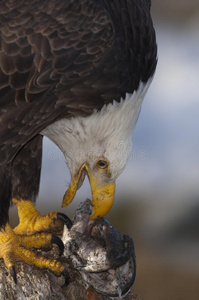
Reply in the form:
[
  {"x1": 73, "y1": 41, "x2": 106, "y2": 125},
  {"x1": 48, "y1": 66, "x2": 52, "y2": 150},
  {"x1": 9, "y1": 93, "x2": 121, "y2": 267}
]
[{"x1": 128, "y1": 22, "x2": 199, "y2": 197}]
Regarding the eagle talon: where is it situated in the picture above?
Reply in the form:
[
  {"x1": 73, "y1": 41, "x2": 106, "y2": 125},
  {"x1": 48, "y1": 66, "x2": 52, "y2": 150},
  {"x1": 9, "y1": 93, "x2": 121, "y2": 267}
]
[
  {"x1": 61, "y1": 269, "x2": 70, "y2": 287},
  {"x1": 9, "y1": 265, "x2": 17, "y2": 284},
  {"x1": 13, "y1": 199, "x2": 72, "y2": 235},
  {"x1": 57, "y1": 213, "x2": 72, "y2": 229},
  {"x1": 51, "y1": 235, "x2": 64, "y2": 256}
]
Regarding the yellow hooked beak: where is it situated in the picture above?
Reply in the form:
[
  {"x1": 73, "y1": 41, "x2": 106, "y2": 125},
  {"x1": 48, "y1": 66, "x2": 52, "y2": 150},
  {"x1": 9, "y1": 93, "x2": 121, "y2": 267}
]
[{"x1": 62, "y1": 163, "x2": 115, "y2": 219}]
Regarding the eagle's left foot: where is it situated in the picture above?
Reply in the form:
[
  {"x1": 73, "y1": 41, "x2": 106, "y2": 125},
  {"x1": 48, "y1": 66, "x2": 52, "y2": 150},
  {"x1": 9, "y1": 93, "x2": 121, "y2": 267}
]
[
  {"x1": 2, "y1": 198, "x2": 72, "y2": 284},
  {"x1": 0, "y1": 224, "x2": 70, "y2": 284},
  {"x1": 13, "y1": 198, "x2": 72, "y2": 236}
]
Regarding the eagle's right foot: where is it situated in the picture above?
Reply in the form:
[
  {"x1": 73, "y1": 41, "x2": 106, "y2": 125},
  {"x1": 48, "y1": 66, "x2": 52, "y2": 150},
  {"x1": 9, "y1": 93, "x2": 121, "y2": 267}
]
[
  {"x1": 13, "y1": 198, "x2": 72, "y2": 236},
  {"x1": 0, "y1": 224, "x2": 69, "y2": 284}
]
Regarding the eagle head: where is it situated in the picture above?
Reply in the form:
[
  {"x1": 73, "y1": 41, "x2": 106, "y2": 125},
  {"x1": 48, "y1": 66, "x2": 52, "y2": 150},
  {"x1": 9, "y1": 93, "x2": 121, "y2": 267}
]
[{"x1": 42, "y1": 83, "x2": 149, "y2": 219}]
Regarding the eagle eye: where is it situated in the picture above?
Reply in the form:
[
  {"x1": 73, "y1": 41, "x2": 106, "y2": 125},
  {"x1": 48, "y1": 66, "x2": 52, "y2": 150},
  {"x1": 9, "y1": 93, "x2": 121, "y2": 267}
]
[{"x1": 96, "y1": 159, "x2": 109, "y2": 170}]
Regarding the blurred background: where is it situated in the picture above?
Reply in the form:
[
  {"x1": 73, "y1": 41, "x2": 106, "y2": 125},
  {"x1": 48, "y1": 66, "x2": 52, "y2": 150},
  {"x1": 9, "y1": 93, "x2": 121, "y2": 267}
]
[{"x1": 10, "y1": 1, "x2": 199, "y2": 299}]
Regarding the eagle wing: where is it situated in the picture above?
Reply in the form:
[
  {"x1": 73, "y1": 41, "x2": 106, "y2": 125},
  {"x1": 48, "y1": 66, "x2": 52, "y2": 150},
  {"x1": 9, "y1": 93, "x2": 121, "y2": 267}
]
[{"x1": 0, "y1": 0, "x2": 157, "y2": 163}]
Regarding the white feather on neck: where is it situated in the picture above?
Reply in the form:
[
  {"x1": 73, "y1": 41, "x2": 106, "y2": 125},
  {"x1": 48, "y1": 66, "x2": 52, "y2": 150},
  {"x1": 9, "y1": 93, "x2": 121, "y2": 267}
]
[{"x1": 42, "y1": 80, "x2": 151, "y2": 180}]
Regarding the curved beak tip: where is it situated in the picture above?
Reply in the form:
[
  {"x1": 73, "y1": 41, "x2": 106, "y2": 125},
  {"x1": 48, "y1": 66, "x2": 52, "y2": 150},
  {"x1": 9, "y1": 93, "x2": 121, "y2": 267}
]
[{"x1": 89, "y1": 182, "x2": 115, "y2": 220}]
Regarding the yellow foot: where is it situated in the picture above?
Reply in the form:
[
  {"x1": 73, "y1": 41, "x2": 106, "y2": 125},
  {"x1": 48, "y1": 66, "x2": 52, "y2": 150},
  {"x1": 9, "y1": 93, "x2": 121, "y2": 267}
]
[
  {"x1": 13, "y1": 198, "x2": 72, "y2": 236},
  {"x1": 0, "y1": 224, "x2": 69, "y2": 284}
]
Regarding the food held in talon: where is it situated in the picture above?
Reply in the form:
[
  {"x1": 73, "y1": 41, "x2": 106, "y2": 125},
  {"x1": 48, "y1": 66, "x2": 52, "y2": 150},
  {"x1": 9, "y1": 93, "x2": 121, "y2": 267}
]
[{"x1": 63, "y1": 199, "x2": 136, "y2": 298}]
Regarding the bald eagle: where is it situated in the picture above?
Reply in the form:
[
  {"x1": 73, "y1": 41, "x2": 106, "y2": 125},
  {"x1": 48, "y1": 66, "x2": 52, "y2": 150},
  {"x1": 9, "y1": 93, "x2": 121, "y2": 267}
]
[{"x1": 0, "y1": 0, "x2": 157, "y2": 283}]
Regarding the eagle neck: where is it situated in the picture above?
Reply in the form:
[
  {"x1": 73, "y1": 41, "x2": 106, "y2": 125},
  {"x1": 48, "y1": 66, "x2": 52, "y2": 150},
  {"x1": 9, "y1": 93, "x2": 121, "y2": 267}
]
[{"x1": 41, "y1": 80, "x2": 151, "y2": 175}]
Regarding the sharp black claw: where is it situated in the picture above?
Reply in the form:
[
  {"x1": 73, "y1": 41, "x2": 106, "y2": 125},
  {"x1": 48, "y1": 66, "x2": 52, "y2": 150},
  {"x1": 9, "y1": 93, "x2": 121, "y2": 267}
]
[
  {"x1": 61, "y1": 269, "x2": 70, "y2": 287},
  {"x1": 9, "y1": 265, "x2": 17, "y2": 284},
  {"x1": 51, "y1": 235, "x2": 64, "y2": 256},
  {"x1": 57, "y1": 213, "x2": 73, "y2": 229}
]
